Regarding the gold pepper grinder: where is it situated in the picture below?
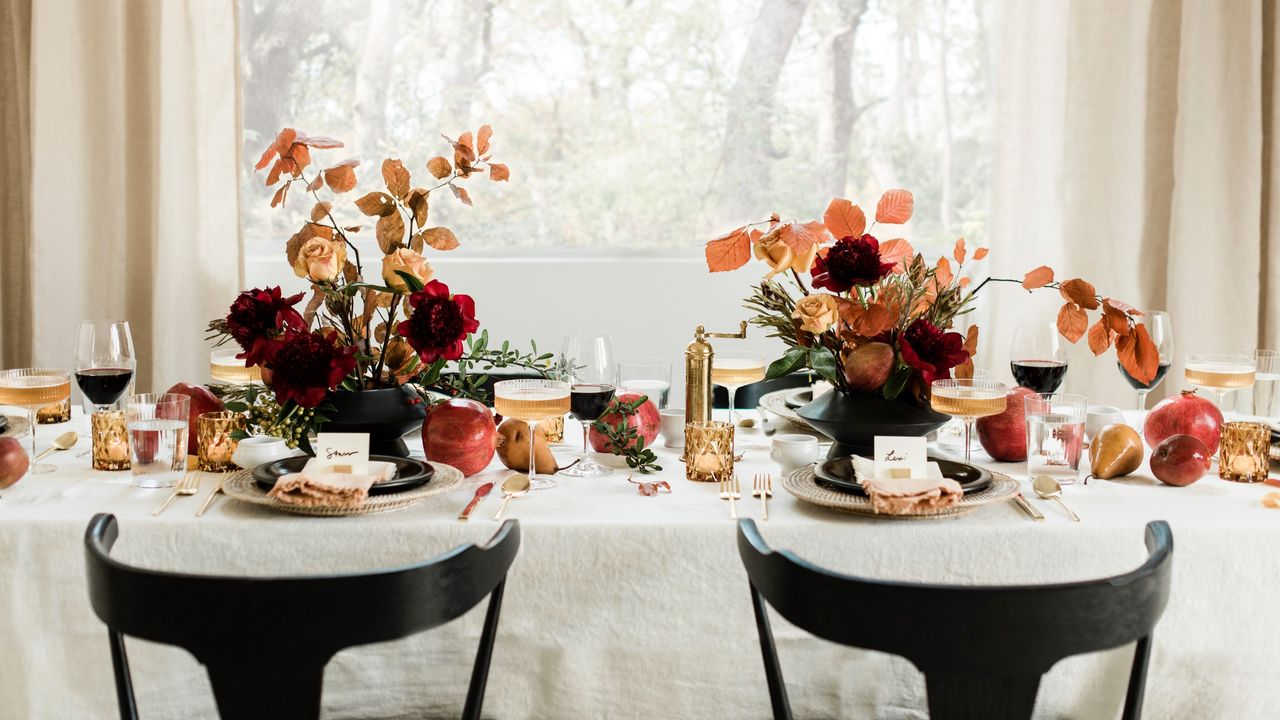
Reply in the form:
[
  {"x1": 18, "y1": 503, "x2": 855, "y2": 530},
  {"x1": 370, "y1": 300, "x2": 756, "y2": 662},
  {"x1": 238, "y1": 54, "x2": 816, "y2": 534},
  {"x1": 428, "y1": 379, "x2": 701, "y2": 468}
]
[{"x1": 684, "y1": 321, "x2": 748, "y2": 427}]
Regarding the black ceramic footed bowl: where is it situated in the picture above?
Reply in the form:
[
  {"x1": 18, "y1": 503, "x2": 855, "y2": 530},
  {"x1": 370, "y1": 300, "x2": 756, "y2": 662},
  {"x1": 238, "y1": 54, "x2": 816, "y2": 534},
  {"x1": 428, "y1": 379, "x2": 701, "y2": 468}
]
[
  {"x1": 796, "y1": 390, "x2": 950, "y2": 459},
  {"x1": 322, "y1": 386, "x2": 427, "y2": 458}
]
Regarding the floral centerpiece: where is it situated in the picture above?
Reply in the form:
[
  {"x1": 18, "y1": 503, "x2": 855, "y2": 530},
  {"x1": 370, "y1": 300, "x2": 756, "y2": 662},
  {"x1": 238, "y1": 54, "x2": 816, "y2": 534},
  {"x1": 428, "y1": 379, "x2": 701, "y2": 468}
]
[
  {"x1": 208, "y1": 125, "x2": 552, "y2": 455},
  {"x1": 706, "y1": 189, "x2": 1158, "y2": 454}
]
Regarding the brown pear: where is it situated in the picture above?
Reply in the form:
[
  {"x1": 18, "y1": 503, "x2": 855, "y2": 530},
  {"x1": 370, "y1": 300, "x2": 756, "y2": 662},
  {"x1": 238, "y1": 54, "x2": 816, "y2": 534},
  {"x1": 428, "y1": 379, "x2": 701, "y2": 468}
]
[
  {"x1": 1088, "y1": 423, "x2": 1144, "y2": 480},
  {"x1": 843, "y1": 341, "x2": 894, "y2": 392},
  {"x1": 495, "y1": 418, "x2": 570, "y2": 474}
]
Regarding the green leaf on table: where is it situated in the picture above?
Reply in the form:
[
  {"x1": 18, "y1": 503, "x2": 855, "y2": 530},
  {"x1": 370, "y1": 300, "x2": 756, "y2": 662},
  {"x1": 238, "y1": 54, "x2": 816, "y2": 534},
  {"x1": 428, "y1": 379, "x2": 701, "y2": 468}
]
[
  {"x1": 808, "y1": 347, "x2": 841, "y2": 385},
  {"x1": 882, "y1": 364, "x2": 912, "y2": 401},
  {"x1": 766, "y1": 346, "x2": 808, "y2": 380}
]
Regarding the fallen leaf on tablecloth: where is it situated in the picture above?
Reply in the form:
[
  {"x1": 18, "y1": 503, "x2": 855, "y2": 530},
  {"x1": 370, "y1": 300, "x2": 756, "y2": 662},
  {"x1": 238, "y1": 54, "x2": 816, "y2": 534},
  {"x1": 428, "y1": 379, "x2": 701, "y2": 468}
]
[{"x1": 1262, "y1": 492, "x2": 1280, "y2": 508}]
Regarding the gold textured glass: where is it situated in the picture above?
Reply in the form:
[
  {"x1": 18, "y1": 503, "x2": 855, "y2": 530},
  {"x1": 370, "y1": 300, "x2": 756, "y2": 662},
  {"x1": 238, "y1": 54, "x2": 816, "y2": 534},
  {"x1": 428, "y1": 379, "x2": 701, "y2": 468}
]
[
  {"x1": 90, "y1": 411, "x2": 131, "y2": 471},
  {"x1": 540, "y1": 415, "x2": 565, "y2": 443},
  {"x1": 197, "y1": 411, "x2": 246, "y2": 472},
  {"x1": 37, "y1": 398, "x2": 71, "y2": 424},
  {"x1": 684, "y1": 420, "x2": 734, "y2": 482},
  {"x1": 1218, "y1": 421, "x2": 1270, "y2": 482}
]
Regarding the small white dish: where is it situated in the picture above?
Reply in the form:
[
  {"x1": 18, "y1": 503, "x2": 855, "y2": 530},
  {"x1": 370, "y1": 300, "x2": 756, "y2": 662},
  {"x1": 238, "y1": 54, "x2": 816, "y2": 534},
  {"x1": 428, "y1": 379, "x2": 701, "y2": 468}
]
[
  {"x1": 1085, "y1": 405, "x2": 1127, "y2": 441},
  {"x1": 659, "y1": 409, "x2": 686, "y2": 448},
  {"x1": 231, "y1": 436, "x2": 297, "y2": 470},
  {"x1": 770, "y1": 434, "x2": 819, "y2": 475}
]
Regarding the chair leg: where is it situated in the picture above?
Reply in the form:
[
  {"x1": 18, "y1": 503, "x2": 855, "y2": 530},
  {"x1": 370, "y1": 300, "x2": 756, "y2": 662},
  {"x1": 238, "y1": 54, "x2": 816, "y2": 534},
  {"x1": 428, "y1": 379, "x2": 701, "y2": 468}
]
[
  {"x1": 749, "y1": 583, "x2": 792, "y2": 720},
  {"x1": 1122, "y1": 635, "x2": 1152, "y2": 720},
  {"x1": 463, "y1": 579, "x2": 506, "y2": 720},
  {"x1": 925, "y1": 673, "x2": 1040, "y2": 720},
  {"x1": 108, "y1": 631, "x2": 139, "y2": 720}
]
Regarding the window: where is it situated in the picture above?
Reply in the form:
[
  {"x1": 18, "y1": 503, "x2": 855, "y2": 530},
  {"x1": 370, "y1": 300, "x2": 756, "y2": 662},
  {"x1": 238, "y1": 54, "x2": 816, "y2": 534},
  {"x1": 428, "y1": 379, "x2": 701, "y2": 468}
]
[{"x1": 239, "y1": 0, "x2": 996, "y2": 263}]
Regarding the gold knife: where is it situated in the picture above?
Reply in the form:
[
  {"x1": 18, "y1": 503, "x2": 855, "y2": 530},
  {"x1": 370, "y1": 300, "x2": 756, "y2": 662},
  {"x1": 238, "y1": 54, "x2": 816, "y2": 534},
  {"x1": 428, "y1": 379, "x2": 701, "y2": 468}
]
[
  {"x1": 993, "y1": 471, "x2": 1044, "y2": 521},
  {"x1": 458, "y1": 482, "x2": 494, "y2": 521}
]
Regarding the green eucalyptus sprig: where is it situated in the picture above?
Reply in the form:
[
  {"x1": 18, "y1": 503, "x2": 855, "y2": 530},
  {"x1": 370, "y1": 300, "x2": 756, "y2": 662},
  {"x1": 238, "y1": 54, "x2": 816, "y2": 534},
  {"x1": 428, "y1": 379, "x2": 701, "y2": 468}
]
[{"x1": 591, "y1": 395, "x2": 663, "y2": 474}]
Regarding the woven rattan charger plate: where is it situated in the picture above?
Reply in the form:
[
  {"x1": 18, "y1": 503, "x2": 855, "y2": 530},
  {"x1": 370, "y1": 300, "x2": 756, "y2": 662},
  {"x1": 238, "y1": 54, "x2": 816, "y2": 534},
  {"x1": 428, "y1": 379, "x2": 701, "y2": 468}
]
[
  {"x1": 783, "y1": 464, "x2": 1019, "y2": 519},
  {"x1": 222, "y1": 461, "x2": 465, "y2": 517},
  {"x1": 758, "y1": 389, "x2": 813, "y2": 430}
]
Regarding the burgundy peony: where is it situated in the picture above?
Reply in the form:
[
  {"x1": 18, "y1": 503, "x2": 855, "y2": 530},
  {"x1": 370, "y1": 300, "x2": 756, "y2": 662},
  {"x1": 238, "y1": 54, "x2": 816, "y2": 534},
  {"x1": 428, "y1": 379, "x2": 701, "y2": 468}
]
[
  {"x1": 225, "y1": 286, "x2": 307, "y2": 366},
  {"x1": 264, "y1": 329, "x2": 357, "y2": 408},
  {"x1": 810, "y1": 234, "x2": 895, "y2": 292},
  {"x1": 899, "y1": 318, "x2": 969, "y2": 384},
  {"x1": 397, "y1": 280, "x2": 479, "y2": 363}
]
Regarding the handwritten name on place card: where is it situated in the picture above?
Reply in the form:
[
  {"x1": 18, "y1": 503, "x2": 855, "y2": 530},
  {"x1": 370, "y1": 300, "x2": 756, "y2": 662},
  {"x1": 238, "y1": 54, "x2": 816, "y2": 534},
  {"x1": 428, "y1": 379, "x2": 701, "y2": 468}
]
[
  {"x1": 874, "y1": 436, "x2": 927, "y2": 479},
  {"x1": 315, "y1": 433, "x2": 370, "y2": 474}
]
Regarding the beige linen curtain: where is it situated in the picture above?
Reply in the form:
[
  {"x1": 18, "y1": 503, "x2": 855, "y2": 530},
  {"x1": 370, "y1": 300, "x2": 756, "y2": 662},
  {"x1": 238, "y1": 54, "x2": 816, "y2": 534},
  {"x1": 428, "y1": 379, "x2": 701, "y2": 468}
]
[
  {"x1": 1, "y1": 0, "x2": 240, "y2": 391},
  {"x1": 982, "y1": 0, "x2": 1280, "y2": 408}
]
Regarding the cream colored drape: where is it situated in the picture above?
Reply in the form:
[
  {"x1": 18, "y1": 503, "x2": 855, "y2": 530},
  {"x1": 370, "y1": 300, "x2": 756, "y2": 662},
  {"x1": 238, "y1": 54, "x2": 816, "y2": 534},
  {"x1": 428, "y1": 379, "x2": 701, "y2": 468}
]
[
  {"x1": 2, "y1": 0, "x2": 240, "y2": 391},
  {"x1": 981, "y1": 0, "x2": 1280, "y2": 408}
]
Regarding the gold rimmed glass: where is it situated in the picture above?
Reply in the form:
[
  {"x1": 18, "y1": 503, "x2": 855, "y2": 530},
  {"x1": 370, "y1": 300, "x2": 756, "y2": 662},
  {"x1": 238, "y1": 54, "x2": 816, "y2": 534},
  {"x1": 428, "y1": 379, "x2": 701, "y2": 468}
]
[
  {"x1": 493, "y1": 379, "x2": 571, "y2": 490},
  {"x1": 0, "y1": 368, "x2": 73, "y2": 474},
  {"x1": 684, "y1": 420, "x2": 734, "y2": 482},
  {"x1": 711, "y1": 351, "x2": 766, "y2": 424},
  {"x1": 1185, "y1": 353, "x2": 1255, "y2": 410},
  {"x1": 210, "y1": 347, "x2": 262, "y2": 385},
  {"x1": 930, "y1": 378, "x2": 1009, "y2": 462},
  {"x1": 197, "y1": 411, "x2": 246, "y2": 472},
  {"x1": 1218, "y1": 421, "x2": 1270, "y2": 482}
]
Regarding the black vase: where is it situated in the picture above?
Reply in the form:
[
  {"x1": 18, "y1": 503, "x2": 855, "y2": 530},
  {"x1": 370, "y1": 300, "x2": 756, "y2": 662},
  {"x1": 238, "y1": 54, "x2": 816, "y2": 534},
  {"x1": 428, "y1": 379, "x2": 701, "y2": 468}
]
[
  {"x1": 322, "y1": 386, "x2": 427, "y2": 457},
  {"x1": 797, "y1": 390, "x2": 950, "y2": 459}
]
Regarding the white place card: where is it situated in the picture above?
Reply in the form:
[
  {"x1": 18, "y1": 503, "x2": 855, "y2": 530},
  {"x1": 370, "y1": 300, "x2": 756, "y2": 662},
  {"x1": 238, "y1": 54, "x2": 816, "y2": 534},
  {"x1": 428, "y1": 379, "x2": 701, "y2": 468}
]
[
  {"x1": 873, "y1": 436, "x2": 927, "y2": 479},
  {"x1": 315, "y1": 433, "x2": 370, "y2": 474}
]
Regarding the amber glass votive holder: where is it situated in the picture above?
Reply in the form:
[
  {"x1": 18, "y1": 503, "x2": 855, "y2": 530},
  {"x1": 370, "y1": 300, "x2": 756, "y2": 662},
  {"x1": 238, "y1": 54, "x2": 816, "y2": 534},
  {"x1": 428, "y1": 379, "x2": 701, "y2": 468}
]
[
  {"x1": 37, "y1": 398, "x2": 71, "y2": 424},
  {"x1": 684, "y1": 420, "x2": 734, "y2": 482},
  {"x1": 197, "y1": 411, "x2": 245, "y2": 472},
  {"x1": 1218, "y1": 421, "x2": 1271, "y2": 482},
  {"x1": 90, "y1": 411, "x2": 131, "y2": 471},
  {"x1": 541, "y1": 415, "x2": 565, "y2": 443}
]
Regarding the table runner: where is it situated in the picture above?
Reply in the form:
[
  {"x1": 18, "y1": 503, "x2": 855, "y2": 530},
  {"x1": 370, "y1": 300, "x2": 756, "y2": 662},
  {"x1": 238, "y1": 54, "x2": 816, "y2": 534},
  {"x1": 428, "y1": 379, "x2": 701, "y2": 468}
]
[{"x1": 1, "y1": 411, "x2": 1277, "y2": 719}]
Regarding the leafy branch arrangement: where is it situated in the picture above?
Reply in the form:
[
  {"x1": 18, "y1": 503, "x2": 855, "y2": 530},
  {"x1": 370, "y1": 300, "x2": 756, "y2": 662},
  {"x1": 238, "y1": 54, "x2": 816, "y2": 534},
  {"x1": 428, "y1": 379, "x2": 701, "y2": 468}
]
[{"x1": 591, "y1": 395, "x2": 663, "y2": 474}]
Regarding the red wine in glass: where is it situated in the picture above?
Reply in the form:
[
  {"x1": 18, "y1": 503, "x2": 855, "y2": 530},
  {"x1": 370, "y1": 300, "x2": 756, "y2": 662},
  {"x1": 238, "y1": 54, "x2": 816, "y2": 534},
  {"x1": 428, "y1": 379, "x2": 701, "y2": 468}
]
[
  {"x1": 1010, "y1": 360, "x2": 1068, "y2": 393},
  {"x1": 1118, "y1": 361, "x2": 1171, "y2": 390},
  {"x1": 570, "y1": 383, "x2": 616, "y2": 424},
  {"x1": 75, "y1": 367, "x2": 134, "y2": 407}
]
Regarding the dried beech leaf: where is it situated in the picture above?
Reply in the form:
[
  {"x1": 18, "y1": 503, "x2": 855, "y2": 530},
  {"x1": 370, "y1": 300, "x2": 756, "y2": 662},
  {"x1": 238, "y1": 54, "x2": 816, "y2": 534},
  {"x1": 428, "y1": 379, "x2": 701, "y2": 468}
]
[
  {"x1": 306, "y1": 175, "x2": 324, "y2": 192},
  {"x1": 410, "y1": 232, "x2": 424, "y2": 253},
  {"x1": 1101, "y1": 302, "x2": 1132, "y2": 335},
  {"x1": 404, "y1": 188, "x2": 429, "y2": 226},
  {"x1": 837, "y1": 300, "x2": 894, "y2": 338},
  {"x1": 963, "y1": 324, "x2": 979, "y2": 355},
  {"x1": 1058, "y1": 278, "x2": 1099, "y2": 310},
  {"x1": 488, "y1": 163, "x2": 510, "y2": 182},
  {"x1": 973, "y1": 247, "x2": 989, "y2": 260},
  {"x1": 310, "y1": 201, "x2": 331, "y2": 222},
  {"x1": 271, "y1": 184, "x2": 288, "y2": 208},
  {"x1": 1022, "y1": 266, "x2": 1055, "y2": 290},
  {"x1": 778, "y1": 222, "x2": 825, "y2": 256},
  {"x1": 427, "y1": 156, "x2": 452, "y2": 179},
  {"x1": 421, "y1": 226, "x2": 460, "y2": 251},
  {"x1": 705, "y1": 227, "x2": 751, "y2": 272},
  {"x1": 953, "y1": 237, "x2": 966, "y2": 265},
  {"x1": 376, "y1": 212, "x2": 405, "y2": 253},
  {"x1": 879, "y1": 238, "x2": 914, "y2": 272},
  {"x1": 288, "y1": 143, "x2": 311, "y2": 171},
  {"x1": 477, "y1": 124, "x2": 493, "y2": 155},
  {"x1": 299, "y1": 134, "x2": 343, "y2": 149},
  {"x1": 934, "y1": 257, "x2": 953, "y2": 287},
  {"x1": 342, "y1": 261, "x2": 359, "y2": 283},
  {"x1": 382, "y1": 158, "x2": 411, "y2": 199},
  {"x1": 1087, "y1": 319, "x2": 1112, "y2": 355},
  {"x1": 285, "y1": 232, "x2": 304, "y2": 268},
  {"x1": 955, "y1": 358, "x2": 975, "y2": 380},
  {"x1": 323, "y1": 162, "x2": 358, "y2": 193},
  {"x1": 451, "y1": 184, "x2": 472, "y2": 206},
  {"x1": 875, "y1": 188, "x2": 914, "y2": 224},
  {"x1": 1057, "y1": 302, "x2": 1088, "y2": 343},
  {"x1": 1127, "y1": 323, "x2": 1159, "y2": 384},
  {"x1": 355, "y1": 191, "x2": 396, "y2": 217},
  {"x1": 254, "y1": 144, "x2": 277, "y2": 171},
  {"x1": 823, "y1": 198, "x2": 866, "y2": 239}
]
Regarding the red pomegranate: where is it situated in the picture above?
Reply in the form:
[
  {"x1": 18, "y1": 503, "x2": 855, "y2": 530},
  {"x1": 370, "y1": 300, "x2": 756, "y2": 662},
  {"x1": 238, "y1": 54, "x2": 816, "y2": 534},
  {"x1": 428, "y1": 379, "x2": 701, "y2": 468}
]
[
  {"x1": 1143, "y1": 390, "x2": 1223, "y2": 454},
  {"x1": 164, "y1": 382, "x2": 225, "y2": 455},
  {"x1": 421, "y1": 398, "x2": 497, "y2": 476},
  {"x1": 975, "y1": 386, "x2": 1039, "y2": 462},
  {"x1": 588, "y1": 392, "x2": 660, "y2": 454}
]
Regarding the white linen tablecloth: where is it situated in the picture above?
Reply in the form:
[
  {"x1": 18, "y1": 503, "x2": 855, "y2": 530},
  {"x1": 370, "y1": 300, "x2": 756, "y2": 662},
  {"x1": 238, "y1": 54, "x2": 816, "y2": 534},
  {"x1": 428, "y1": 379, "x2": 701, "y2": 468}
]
[{"x1": 1, "y1": 410, "x2": 1277, "y2": 719}]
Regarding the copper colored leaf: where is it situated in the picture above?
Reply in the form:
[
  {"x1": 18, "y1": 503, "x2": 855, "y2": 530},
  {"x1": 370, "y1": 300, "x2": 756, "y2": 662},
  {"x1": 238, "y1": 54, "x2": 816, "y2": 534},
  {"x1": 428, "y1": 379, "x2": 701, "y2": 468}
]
[
  {"x1": 288, "y1": 143, "x2": 311, "y2": 171},
  {"x1": 451, "y1": 184, "x2": 472, "y2": 206},
  {"x1": 270, "y1": 183, "x2": 289, "y2": 208},
  {"x1": 409, "y1": 232, "x2": 424, "y2": 253},
  {"x1": 1101, "y1": 302, "x2": 1133, "y2": 335},
  {"x1": 405, "y1": 188, "x2": 429, "y2": 226},
  {"x1": 955, "y1": 358, "x2": 975, "y2": 379},
  {"x1": 1058, "y1": 278, "x2": 1099, "y2": 310},
  {"x1": 273, "y1": 128, "x2": 298, "y2": 154},
  {"x1": 476, "y1": 124, "x2": 493, "y2": 155},
  {"x1": 421, "y1": 226, "x2": 460, "y2": 251},
  {"x1": 1057, "y1": 302, "x2": 1088, "y2": 343},
  {"x1": 427, "y1": 156, "x2": 452, "y2": 180},
  {"x1": 306, "y1": 175, "x2": 324, "y2": 192},
  {"x1": 778, "y1": 222, "x2": 825, "y2": 256},
  {"x1": 953, "y1": 237, "x2": 967, "y2": 264},
  {"x1": 488, "y1": 163, "x2": 510, "y2": 182},
  {"x1": 705, "y1": 227, "x2": 751, "y2": 272},
  {"x1": 1022, "y1": 266, "x2": 1055, "y2": 290},
  {"x1": 1105, "y1": 297, "x2": 1142, "y2": 316},
  {"x1": 324, "y1": 162, "x2": 358, "y2": 193},
  {"x1": 973, "y1": 247, "x2": 989, "y2": 261},
  {"x1": 382, "y1": 158, "x2": 411, "y2": 199},
  {"x1": 1087, "y1": 319, "x2": 1112, "y2": 355},
  {"x1": 310, "y1": 201, "x2": 331, "y2": 222},
  {"x1": 879, "y1": 238, "x2": 914, "y2": 272},
  {"x1": 1116, "y1": 323, "x2": 1159, "y2": 384},
  {"x1": 254, "y1": 144, "x2": 276, "y2": 171},
  {"x1": 376, "y1": 212, "x2": 405, "y2": 253},
  {"x1": 823, "y1": 198, "x2": 866, "y2": 239},
  {"x1": 837, "y1": 300, "x2": 894, "y2": 338},
  {"x1": 343, "y1": 261, "x2": 359, "y2": 283},
  {"x1": 963, "y1": 324, "x2": 980, "y2": 355},
  {"x1": 875, "y1": 188, "x2": 914, "y2": 224},
  {"x1": 299, "y1": 134, "x2": 343, "y2": 149},
  {"x1": 344, "y1": 226, "x2": 363, "y2": 233},
  {"x1": 355, "y1": 191, "x2": 396, "y2": 217},
  {"x1": 934, "y1": 257, "x2": 954, "y2": 287},
  {"x1": 265, "y1": 160, "x2": 284, "y2": 187},
  {"x1": 285, "y1": 232, "x2": 304, "y2": 267}
]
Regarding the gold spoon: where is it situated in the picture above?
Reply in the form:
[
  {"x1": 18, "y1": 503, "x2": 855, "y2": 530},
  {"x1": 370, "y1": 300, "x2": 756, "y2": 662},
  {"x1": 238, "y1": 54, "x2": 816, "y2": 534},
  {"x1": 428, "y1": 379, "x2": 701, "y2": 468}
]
[
  {"x1": 493, "y1": 473, "x2": 531, "y2": 521},
  {"x1": 1032, "y1": 475, "x2": 1081, "y2": 522},
  {"x1": 33, "y1": 431, "x2": 79, "y2": 462}
]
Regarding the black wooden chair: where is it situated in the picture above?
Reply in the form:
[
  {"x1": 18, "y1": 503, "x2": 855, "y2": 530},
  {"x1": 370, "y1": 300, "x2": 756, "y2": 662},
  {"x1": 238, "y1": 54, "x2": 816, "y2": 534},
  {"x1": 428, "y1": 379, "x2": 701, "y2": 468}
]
[
  {"x1": 737, "y1": 519, "x2": 1173, "y2": 720},
  {"x1": 84, "y1": 513, "x2": 520, "y2": 720}
]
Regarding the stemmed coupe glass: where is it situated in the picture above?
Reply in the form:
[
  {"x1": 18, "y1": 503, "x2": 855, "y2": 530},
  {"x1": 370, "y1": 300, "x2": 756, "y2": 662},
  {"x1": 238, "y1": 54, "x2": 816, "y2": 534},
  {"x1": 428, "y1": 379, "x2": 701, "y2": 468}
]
[
  {"x1": 930, "y1": 378, "x2": 1009, "y2": 462},
  {"x1": 560, "y1": 333, "x2": 616, "y2": 478},
  {"x1": 711, "y1": 350, "x2": 766, "y2": 424},
  {"x1": 493, "y1": 379, "x2": 571, "y2": 490},
  {"x1": 0, "y1": 369, "x2": 72, "y2": 474},
  {"x1": 1184, "y1": 353, "x2": 1255, "y2": 411}
]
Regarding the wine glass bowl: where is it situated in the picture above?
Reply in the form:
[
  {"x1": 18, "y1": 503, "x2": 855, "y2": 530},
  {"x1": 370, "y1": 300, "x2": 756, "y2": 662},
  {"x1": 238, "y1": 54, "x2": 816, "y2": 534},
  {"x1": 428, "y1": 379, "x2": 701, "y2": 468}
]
[
  {"x1": 560, "y1": 334, "x2": 615, "y2": 478},
  {"x1": 493, "y1": 379, "x2": 572, "y2": 490},
  {"x1": 76, "y1": 320, "x2": 137, "y2": 412},
  {"x1": 711, "y1": 351, "x2": 766, "y2": 424},
  {"x1": 1184, "y1": 353, "x2": 1255, "y2": 410},
  {"x1": 616, "y1": 358, "x2": 672, "y2": 409},
  {"x1": 930, "y1": 378, "x2": 1009, "y2": 462},
  {"x1": 1010, "y1": 321, "x2": 1068, "y2": 393},
  {"x1": 0, "y1": 368, "x2": 73, "y2": 474},
  {"x1": 1116, "y1": 311, "x2": 1172, "y2": 409}
]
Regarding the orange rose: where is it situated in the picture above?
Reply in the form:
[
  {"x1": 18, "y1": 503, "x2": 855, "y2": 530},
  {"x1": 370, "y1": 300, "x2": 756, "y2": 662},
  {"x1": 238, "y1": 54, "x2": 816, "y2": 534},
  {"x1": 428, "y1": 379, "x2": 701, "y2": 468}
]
[
  {"x1": 382, "y1": 248, "x2": 433, "y2": 292},
  {"x1": 754, "y1": 230, "x2": 819, "y2": 280},
  {"x1": 291, "y1": 238, "x2": 346, "y2": 282},
  {"x1": 793, "y1": 293, "x2": 840, "y2": 334}
]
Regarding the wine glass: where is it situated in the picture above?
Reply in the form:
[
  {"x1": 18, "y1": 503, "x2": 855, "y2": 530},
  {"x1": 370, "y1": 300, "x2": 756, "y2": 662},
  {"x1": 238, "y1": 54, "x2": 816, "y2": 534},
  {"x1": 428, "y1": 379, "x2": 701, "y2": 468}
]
[
  {"x1": 711, "y1": 350, "x2": 766, "y2": 424},
  {"x1": 616, "y1": 358, "x2": 672, "y2": 409},
  {"x1": 1010, "y1": 321, "x2": 1068, "y2": 393},
  {"x1": 76, "y1": 321, "x2": 136, "y2": 413},
  {"x1": 1116, "y1": 311, "x2": 1172, "y2": 410},
  {"x1": 559, "y1": 334, "x2": 615, "y2": 478},
  {"x1": 493, "y1": 379, "x2": 571, "y2": 490},
  {"x1": 0, "y1": 368, "x2": 72, "y2": 474},
  {"x1": 930, "y1": 378, "x2": 1009, "y2": 462},
  {"x1": 210, "y1": 347, "x2": 262, "y2": 384},
  {"x1": 1185, "y1": 353, "x2": 1256, "y2": 411}
]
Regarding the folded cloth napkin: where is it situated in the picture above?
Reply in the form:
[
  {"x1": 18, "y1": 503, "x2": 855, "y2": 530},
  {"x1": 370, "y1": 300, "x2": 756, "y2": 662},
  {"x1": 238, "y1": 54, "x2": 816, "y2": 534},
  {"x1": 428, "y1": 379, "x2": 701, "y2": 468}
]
[
  {"x1": 267, "y1": 459, "x2": 397, "y2": 508},
  {"x1": 851, "y1": 456, "x2": 963, "y2": 515}
]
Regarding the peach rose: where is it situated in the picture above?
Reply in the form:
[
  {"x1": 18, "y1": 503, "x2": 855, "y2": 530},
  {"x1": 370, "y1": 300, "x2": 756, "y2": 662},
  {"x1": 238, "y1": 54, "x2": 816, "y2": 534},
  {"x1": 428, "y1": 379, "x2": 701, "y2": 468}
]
[
  {"x1": 793, "y1": 293, "x2": 840, "y2": 334},
  {"x1": 382, "y1": 248, "x2": 433, "y2": 292},
  {"x1": 754, "y1": 230, "x2": 820, "y2": 280},
  {"x1": 291, "y1": 238, "x2": 347, "y2": 282}
]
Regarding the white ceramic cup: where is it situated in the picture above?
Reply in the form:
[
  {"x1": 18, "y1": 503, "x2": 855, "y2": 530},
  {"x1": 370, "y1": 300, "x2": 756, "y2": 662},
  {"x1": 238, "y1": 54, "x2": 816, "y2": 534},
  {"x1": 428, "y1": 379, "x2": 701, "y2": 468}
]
[
  {"x1": 660, "y1": 409, "x2": 686, "y2": 448},
  {"x1": 1085, "y1": 405, "x2": 1127, "y2": 441},
  {"x1": 231, "y1": 436, "x2": 295, "y2": 470},
  {"x1": 771, "y1": 434, "x2": 820, "y2": 475}
]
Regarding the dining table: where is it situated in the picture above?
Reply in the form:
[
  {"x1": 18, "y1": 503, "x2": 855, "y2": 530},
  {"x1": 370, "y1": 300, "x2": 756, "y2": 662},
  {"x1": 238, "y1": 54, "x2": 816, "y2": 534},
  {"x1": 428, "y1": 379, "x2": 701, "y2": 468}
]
[{"x1": 1, "y1": 407, "x2": 1277, "y2": 720}]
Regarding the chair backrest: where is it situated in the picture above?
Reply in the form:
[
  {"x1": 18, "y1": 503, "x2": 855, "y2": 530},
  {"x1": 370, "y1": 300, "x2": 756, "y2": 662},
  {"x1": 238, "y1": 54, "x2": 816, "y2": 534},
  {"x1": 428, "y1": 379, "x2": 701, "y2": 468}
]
[
  {"x1": 737, "y1": 519, "x2": 1172, "y2": 719},
  {"x1": 85, "y1": 513, "x2": 520, "y2": 719}
]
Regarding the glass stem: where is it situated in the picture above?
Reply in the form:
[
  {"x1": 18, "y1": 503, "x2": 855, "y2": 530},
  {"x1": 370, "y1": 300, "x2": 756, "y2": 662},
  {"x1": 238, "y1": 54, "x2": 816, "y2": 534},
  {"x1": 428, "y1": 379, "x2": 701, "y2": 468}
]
[
  {"x1": 728, "y1": 393, "x2": 736, "y2": 425},
  {"x1": 1136, "y1": 389, "x2": 1149, "y2": 412},
  {"x1": 527, "y1": 419, "x2": 538, "y2": 481},
  {"x1": 28, "y1": 408, "x2": 37, "y2": 462},
  {"x1": 963, "y1": 418, "x2": 974, "y2": 463}
]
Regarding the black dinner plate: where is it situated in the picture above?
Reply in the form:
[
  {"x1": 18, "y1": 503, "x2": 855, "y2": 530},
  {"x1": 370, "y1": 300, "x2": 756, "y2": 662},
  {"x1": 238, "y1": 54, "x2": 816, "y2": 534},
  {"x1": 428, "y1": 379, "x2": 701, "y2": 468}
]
[
  {"x1": 0, "y1": 415, "x2": 7, "y2": 434},
  {"x1": 784, "y1": 390, "x2": 814, "y2": 409},
  {"x1": 814, "y1": 455, "x2": 992, "y2": 496},
  {"x1": 252, "y1": 455, "x2": 433, "y2": 496}
]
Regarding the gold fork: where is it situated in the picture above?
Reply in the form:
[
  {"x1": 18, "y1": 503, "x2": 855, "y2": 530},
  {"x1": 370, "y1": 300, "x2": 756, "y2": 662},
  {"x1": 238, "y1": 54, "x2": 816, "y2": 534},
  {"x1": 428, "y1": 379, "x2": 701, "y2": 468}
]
[
  {"x1": 753, "y1": 474, "x2": 773, "y2": 521},
  {"x1": 153, "y1": 471, "x2": 201, "y2": 516},
  {"x1": 728, "y1": 474, "x2": 742, "y2": 519},
  {"x1": 195, "y1": 475, "x2": 225, "y2": 517}
]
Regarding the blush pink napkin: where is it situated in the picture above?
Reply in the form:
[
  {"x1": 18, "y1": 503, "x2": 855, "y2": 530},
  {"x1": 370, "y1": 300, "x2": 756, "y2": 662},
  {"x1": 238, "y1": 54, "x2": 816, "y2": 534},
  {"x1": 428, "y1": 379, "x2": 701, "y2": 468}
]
[
  {"x1": 860, "y1": 475, "x2": 963, "y2": 515},
  {"x1": 267, "y1": 460, "x2": 396, "y2": 508}
]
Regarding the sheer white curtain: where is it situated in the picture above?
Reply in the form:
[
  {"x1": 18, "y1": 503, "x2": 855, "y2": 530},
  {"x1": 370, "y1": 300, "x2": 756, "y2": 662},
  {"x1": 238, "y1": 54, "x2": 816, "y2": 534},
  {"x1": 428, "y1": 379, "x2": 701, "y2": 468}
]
[
  {"x1": 981, "y1": 0, "x2": 1279, "y2": 408},
  {"x1": 8, "y1": 0, "x2": 240, "y2": 391}
]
